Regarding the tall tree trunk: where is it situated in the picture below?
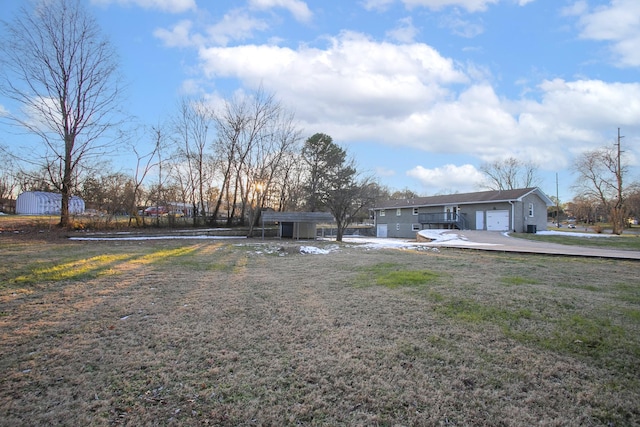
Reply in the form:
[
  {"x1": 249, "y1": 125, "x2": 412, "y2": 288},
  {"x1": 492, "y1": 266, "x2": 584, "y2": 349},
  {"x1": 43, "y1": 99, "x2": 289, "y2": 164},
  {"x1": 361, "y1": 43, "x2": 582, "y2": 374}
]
[{"x1": 60, "y1": 135, "x2": 73, "y2": 227}]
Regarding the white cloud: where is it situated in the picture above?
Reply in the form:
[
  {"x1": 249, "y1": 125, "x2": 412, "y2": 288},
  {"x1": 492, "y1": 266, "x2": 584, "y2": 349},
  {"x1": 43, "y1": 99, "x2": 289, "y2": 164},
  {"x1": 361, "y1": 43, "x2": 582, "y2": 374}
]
[
  {"x1": 575, "y1": 0, "x2": 640, "y2": 67},
  {"x1": 537, "y1": 78, "x2": 640, "y2": 123},
  {"x1": 407, "y1": 164, "x2": 485, "y2": 193},
  {"x1": 154, "y1": 10, "x2": 269, "y2": 47},
  {"x1": 193, "y1": 29, "x2": 640, "y2": 175},
  {"x1": 400, "y1": 0, "x2": 500, "y2": 13},
  {"x1": 205, "y1": 10, "x2": 269, "y2": 46},
  {"x1": 386, "y1": 17, "x2": 420, "y2": 43},
  {"x1": 375, "y1": 166, "x2": 396, "y2": 177},
  {"x1": 91, "y1": 0, "x2": 196, "y2": 13},
  {"x1": 248, "y1": 0, "x2": 313, "y2": 22},
  {"x1": 153, "y1": 19, "x2": 199, "y2": 47},
  {"x1": 560, "y1": 0, "x2": 587, "y2": 17},
  {"x1": 363, "y1": 0, "x2": 533, "y2": 13},
  {"x1": 361, "y1": 0, "x2": 396, "y2": 12},
  {"x1": 199, "y1": 31, "x2": 467, "y2": 107},
  {"x1": 439, "y1": 12, "x2": 484, "y2": 38}
]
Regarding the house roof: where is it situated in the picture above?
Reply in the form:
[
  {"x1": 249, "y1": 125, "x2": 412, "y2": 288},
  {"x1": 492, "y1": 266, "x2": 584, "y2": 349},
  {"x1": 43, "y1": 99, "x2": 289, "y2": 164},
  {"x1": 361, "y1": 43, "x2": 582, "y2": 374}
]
[
  {"x1": 374, "y1": 187, "x2": 554, "y2": 210},
  {"x1": 262, "y1": 211, "x2": 335, "y2": 223}
]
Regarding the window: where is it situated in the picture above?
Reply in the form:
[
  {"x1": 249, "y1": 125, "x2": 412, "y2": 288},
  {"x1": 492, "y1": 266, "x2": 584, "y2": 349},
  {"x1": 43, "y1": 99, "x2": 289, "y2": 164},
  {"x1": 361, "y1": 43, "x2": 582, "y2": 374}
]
[
  {"x1": 396, "y1": 208, "x2": 402, "y2": 216},
  {"x1": 528, "y1": 203, "x2": 534, "y2": 217},
  {"x1": 396, "y1": 223, "x2": 400, "y2": 231},
  {"x1": 412, "y1": 224, "x2": 421, "y2": 231},
  {"x1": 412, "y1": 207, "x2": 419, "y2": 215},
  {"x1": 380, "y1": 210, "x2": 385, "y2": 217}
]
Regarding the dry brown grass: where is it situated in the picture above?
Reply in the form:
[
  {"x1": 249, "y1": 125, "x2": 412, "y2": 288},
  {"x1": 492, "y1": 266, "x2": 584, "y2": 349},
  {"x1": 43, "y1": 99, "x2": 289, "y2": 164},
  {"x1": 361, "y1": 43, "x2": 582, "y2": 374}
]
[{"x1": 1, "y1": 234, "x2": 639, "y2": 426}]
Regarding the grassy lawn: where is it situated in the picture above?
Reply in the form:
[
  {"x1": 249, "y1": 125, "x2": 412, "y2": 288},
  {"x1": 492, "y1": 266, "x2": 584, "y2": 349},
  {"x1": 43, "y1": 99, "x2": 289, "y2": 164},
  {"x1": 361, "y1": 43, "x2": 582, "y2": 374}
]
[
  {"x1": 1, "y1": 233, "x2": 639, "y2": 426},
  {"x1": 512, "y1": 228, "x2": 640, "y2": 251}
]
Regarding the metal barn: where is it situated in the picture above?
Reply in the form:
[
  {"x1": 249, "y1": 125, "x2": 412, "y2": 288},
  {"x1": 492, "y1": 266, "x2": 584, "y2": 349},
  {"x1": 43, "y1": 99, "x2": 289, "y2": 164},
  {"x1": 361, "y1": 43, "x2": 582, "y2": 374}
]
[{"x1": 16, "y1": 191, "x2": 85, "y2": 215}]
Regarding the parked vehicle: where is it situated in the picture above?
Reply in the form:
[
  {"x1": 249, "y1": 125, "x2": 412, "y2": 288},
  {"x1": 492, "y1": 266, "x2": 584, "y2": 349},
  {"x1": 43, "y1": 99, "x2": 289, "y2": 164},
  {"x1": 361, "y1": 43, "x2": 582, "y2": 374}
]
[{"x1": 144, "y1": 206, "x2": 168, "y2": 217}]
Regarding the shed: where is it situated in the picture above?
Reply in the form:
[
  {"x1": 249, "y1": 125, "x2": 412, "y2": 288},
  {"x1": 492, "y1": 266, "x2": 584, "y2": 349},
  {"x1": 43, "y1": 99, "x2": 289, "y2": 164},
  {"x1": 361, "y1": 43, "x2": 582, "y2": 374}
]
[
  {"x1": 261, "y1": 211, "x2": 334, "y2": 239},
  {"x1": 16, "y1": 191, "x2": 85, "y2": 215}
]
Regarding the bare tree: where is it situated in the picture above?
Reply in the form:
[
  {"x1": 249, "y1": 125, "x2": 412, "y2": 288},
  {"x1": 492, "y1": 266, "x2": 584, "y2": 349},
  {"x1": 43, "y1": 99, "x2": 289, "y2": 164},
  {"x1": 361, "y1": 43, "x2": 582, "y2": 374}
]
[
  {"x1": 0, "y1": 0, "x2": 123, "y2": 227},
  {"x1": 276, "y1": 151, "x2": 306, "y2": 211},
  {"x1": 211, "y1": 96, "x2": 247, "y2": 225},
  {"x1": 0, "y1": 147, "x2": 18, "y2": 212},
  {"x1": 81, "y1": 171, "x2": 134, "y2": 218},
  {"x1": 572, "y1": 142, "x2": 630, "y2": 234},
  {"x1": 211, "y1": 87, "x2": 301, "y2": 231},
  {"x1": 390, "y1": 188, "x2": 418, "y2": 200},
  {"x1": 149, "y1": 125, "x2": 170, "y2": 227},
  {"x1": 626, "y1": 187, "x2": 640, "y2": 225},
  {"x1": 172, "y1": 98, "x2": 215, "y2": 226},
  {"x1": 124, "y1": 127, "x2": 162, "y2": 227},
  {"x1": 567, "y1": 194, "x2": 598, "y2": 225},
  {"x1": 479, "y1": 157, "x2": 540, "y2": 191},
  {"x1": 244, "y1": 107, "x2": 301, "y2": 236}
]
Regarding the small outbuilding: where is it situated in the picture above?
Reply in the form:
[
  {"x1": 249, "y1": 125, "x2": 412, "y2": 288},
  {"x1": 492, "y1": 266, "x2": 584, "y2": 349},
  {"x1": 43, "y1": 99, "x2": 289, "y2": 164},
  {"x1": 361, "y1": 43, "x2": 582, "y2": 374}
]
[
  {"x1": 16, "y1": 191, "x2": 85, "y2": 215},
  {"x1": 261, "y1": 211, "x2": 335, "y2": 239}
]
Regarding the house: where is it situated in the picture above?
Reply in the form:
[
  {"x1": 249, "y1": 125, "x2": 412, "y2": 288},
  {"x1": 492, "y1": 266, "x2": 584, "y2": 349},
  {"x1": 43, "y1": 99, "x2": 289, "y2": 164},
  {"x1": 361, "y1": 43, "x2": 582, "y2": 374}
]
[
  {"x1": 16, "y1": 191, "x2": 85, "y2": 215},
  {"x1": 372, "y1": 187, "x2": 553, "y2": 238}
]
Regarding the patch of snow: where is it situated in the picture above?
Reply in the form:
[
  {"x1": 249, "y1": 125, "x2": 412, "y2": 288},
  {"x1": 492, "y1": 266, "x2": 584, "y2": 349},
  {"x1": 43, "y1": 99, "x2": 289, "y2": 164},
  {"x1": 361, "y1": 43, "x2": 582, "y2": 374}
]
[
  {"x1": 342, "y1": 230, "x2": 497, "y2": 249},
  {"x1": 299, "y1": 245, "x2": 340, "y2": 255},
  {"x1": 69, "y1": 235, "x2": 245, "y2": 241},
  {"x1": 343, "y1": 229, "x2": 476, "y2": 252},
  {"x1": 532, "y1": 230, "x2": 612, "y2": 238}
]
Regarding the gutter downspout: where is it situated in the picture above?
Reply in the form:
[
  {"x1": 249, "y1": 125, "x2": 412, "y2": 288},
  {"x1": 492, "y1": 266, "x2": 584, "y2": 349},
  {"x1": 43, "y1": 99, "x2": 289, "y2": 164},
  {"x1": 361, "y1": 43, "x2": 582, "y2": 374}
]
[{"x1": 509, "y1": 201, "x2": 515, "y2": 232}]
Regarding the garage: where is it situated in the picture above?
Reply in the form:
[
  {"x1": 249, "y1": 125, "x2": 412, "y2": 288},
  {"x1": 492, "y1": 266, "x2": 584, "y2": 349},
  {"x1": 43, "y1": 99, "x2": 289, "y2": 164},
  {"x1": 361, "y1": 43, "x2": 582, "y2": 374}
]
[{"x1": 486, "y1": 210, "x2": 509, "y2": 231}]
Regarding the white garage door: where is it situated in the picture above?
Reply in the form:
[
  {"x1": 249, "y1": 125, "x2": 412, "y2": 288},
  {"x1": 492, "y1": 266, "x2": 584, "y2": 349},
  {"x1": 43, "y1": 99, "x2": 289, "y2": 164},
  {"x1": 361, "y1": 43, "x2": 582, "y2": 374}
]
[
  {"x1": 377, "y1": 224, "x2": 388, "y2": 238},
  {"x1": 486, "y1": 210, "x2": 509, "y2": 231}
]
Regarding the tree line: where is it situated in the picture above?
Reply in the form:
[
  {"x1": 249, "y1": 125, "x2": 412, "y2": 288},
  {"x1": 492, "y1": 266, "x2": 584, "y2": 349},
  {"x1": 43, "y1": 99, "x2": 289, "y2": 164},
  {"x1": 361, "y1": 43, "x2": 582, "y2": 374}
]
[
  {"x1": 1, "y1": 0, "x2": 638, "y2": 236},
  {"x1": 0, "y1": 0, "x2": 384, "y2": 240}
]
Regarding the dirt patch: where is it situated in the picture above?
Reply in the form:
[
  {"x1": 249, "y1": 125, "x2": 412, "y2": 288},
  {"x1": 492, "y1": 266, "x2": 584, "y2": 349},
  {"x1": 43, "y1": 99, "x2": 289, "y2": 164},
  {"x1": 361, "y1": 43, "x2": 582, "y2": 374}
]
[{"x1": 0, "y1": 238, "x2": 638, "y2": 426}]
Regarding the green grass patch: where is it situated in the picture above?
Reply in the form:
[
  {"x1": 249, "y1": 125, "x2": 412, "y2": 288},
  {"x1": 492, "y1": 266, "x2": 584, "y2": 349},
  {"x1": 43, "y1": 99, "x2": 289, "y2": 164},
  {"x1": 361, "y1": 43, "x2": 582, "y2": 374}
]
[
  {"x1": 437, "y1": 298, "x2": 533, "y2": 324},
  {"x1": 612, "y1": 282, "x2": 640, "y2": 304},
  {"x1": 356, "y1": 263, "x2": 440, "y2": 289},
  {"x1": 623, "y1": 308, "x2": 640, "y2": 321},
  {"x1": 434, "y1": 296, "x2": 639, "y2": 374},
  {"x1": 11, "y1": 254, "x2": 132, "y2": 284},
  {"x1": 512, "y1": 232, "x2": 640, "y2": 250},
  {"x1": 555, "y1": 282, "x2": 602, "y2": 292},
  {"x1": 501, "y1": 276, "x2": 540, "y2": 286},
  {"x1": 376, "y1": 270, "x2": 440, "y2": 289},
  {"x1": 6, "y1": 246, "x2": 201, "y2": 286}
]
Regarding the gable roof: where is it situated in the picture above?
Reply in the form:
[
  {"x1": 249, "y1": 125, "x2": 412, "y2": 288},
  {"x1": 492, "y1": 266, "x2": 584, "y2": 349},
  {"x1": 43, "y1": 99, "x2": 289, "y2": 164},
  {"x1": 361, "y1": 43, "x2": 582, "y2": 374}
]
[
  {"x1": 374, "y1": 187, "x2": 554, "y2": 210},
  {"x1": 262, "y1": 211, "x2": 335, "y2": 223}
]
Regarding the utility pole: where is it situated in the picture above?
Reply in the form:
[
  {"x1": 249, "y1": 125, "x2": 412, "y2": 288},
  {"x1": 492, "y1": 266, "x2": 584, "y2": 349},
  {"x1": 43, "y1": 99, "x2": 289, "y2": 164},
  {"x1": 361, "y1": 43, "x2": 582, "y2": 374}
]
[{"x1": 556, "y1": 172, "x2": 560, "y2": 228}]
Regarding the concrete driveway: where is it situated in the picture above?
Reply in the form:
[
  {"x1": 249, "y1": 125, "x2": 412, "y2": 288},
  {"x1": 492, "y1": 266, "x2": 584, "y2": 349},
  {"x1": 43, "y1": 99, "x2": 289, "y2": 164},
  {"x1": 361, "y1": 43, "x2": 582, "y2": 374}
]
[{"x1": 433, "y1": 230, "x2": 640, "y2": 261}]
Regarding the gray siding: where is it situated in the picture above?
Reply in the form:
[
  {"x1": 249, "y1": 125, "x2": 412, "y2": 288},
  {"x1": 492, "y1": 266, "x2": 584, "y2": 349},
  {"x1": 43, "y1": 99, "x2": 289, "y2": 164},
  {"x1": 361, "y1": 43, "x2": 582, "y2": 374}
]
[{"x1": 374, "y1": 192, "x2": 550, "y2": 238}]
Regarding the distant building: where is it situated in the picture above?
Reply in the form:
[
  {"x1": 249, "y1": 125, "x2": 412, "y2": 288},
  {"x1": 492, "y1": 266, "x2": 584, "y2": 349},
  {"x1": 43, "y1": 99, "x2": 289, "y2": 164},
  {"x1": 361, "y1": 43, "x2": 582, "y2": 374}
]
[{"x1": 16, "y1": 191, "x2": 85, "y2": 215}]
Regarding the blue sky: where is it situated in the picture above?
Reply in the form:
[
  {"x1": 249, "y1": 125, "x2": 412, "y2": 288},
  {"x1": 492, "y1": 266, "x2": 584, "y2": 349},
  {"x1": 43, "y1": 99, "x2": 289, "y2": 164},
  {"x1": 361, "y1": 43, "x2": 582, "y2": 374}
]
[{"x1": 2, "y1": 0, "x2": 639, "y2": 202}]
